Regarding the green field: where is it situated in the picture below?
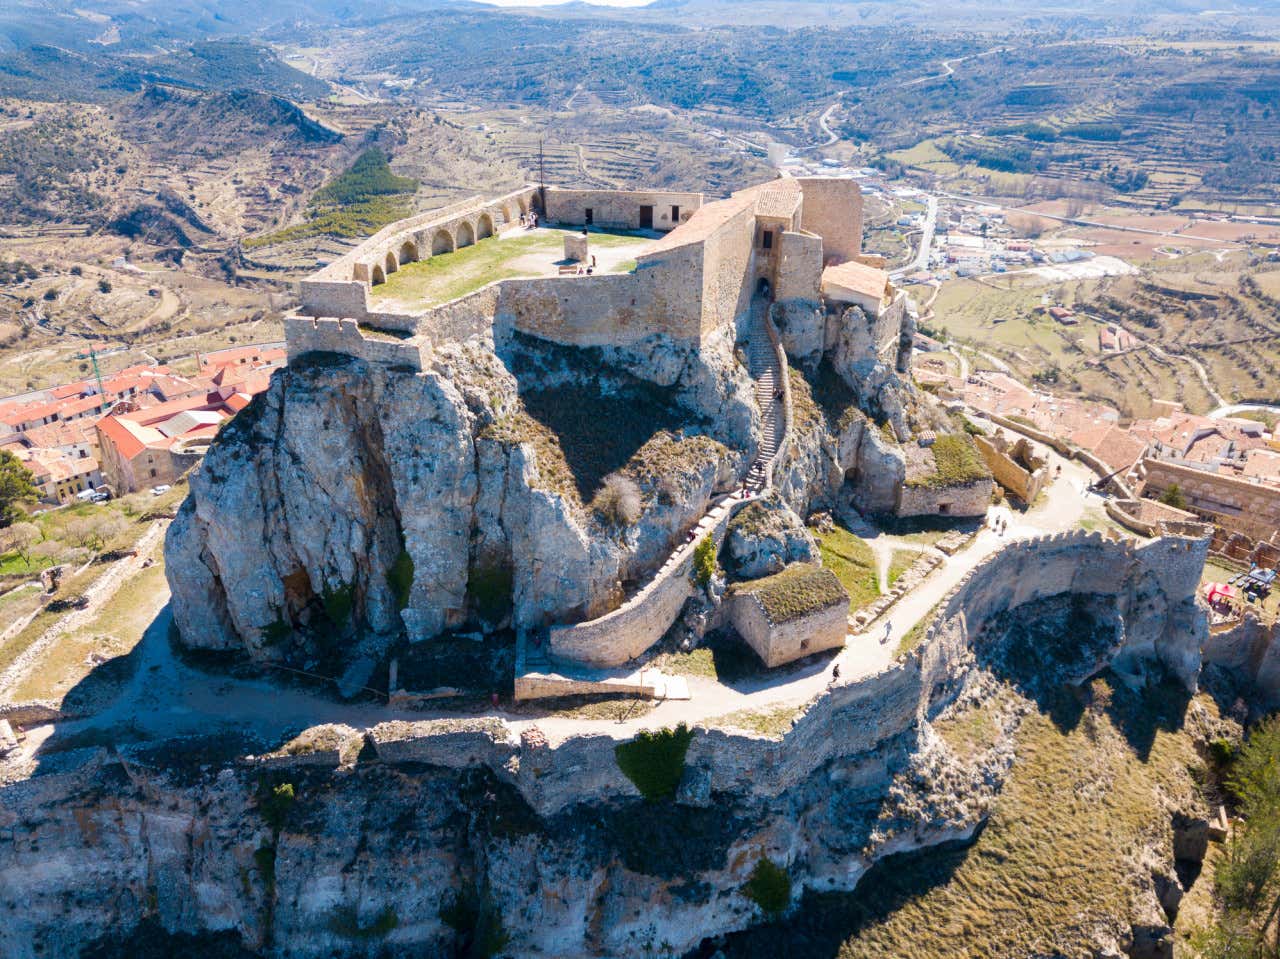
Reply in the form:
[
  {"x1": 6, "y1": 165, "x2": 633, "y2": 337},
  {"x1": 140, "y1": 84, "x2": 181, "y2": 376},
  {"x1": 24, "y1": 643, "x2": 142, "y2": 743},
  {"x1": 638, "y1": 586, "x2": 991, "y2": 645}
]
[{"x1": 371, "y1": 230, "x2": 649, "y2": 308}]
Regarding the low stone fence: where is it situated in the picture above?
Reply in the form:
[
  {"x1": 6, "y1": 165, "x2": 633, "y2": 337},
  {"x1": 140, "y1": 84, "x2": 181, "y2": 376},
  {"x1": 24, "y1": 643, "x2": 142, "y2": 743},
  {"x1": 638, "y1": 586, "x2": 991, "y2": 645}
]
[
  {"x1": 0, "y1": 700, "x2": 67, "y2": 729},
  {"x1": 1104, "y1": 498, "x2": 1198, "y2": 538}
]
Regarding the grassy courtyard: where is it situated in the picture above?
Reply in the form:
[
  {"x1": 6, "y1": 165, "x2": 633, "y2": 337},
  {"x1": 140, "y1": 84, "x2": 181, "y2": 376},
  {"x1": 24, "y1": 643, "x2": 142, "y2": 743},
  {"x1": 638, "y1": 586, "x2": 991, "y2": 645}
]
[{"x1": 370, "y1": 228, "x2": 652, "y2": 308}]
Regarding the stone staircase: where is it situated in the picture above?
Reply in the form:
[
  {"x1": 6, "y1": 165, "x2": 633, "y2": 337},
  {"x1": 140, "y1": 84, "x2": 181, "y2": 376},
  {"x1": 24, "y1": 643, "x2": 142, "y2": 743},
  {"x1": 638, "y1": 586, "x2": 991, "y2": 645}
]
[{"x1": 746, "y1": 297, "x2": 785, "y2": 492}]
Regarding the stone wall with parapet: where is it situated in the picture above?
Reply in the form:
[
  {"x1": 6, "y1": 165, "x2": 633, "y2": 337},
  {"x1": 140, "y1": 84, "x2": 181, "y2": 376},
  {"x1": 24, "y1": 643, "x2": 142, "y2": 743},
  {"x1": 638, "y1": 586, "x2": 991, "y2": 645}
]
[
  {"x1": 496, "y1": 241, "x2": 707, "y2": 347},
  {"x1": 347, "y1": 531, "x2": 1209, "y2": 818},
  {"x1": 284, "y1": 316, "x2": 427, "y2": 370},
  {"x1": 700, "y1": 197, "x2": 758, "y2": 338},
  {"x1": 544, "y1": 187, "x2": 704, "y2": 232},
  {"x1": 797, "y1": 176, "x2": 864, "y2": 264},
  {"x1": 548, "y1": 494, "x2": 745, "y2": 667}
]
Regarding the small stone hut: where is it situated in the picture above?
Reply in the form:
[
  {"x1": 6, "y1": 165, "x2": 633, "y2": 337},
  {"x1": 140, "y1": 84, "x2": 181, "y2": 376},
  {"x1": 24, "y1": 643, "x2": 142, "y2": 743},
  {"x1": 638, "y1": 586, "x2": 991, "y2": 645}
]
[{"x1": 728, "y1": 563, "x2": 849, "y2": 668}]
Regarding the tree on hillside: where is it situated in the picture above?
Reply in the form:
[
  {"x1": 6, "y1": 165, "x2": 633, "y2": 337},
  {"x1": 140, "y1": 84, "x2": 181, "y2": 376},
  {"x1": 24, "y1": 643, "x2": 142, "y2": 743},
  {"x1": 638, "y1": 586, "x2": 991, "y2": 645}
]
[
  {"x1": 1193, "y1": 717, "x2": 1280, "y2": 957},
  {"x1": 0, "y1": 520, "x2": 38, "y2": 567},
  {"x1": 0, "y1": 450, "x2": 37, "y2": 527}
]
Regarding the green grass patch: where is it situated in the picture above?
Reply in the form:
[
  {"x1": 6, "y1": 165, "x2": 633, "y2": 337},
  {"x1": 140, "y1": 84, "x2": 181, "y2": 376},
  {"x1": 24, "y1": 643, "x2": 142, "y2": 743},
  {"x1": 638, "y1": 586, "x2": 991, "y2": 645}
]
[
  {"x1": 614, "y1": 723, "x2": 694, "y2": 802},
  {"x1": 816, "y1": 525, "x2": 879, "y2": 612},
  {"x1": 908, "y1": 434, "x2": 990, "y2": 489},
  {"x1": 887, "y1": 550, "x2": 916, "y2": 589}
]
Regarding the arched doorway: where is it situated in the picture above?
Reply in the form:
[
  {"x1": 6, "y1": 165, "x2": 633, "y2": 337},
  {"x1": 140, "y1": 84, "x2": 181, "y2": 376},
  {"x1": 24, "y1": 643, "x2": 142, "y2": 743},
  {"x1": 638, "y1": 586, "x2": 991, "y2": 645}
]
[
  {"x1": 477, "y1": 213, "x2": 494, "y2": 240},
  {"x1": 371, "y1": 264, "x2": 386, "y2": 285},
  {"x1": 432, "y1": 229, "x2": 454, "y2": 256},
  {"x1": 399, "y1": 240, "x2": 418, "y2": 265},
  {"x1": 384, "y1": 251, "x2": 398, "y2": 275},
  {"x1": 456, "y1": 220, "x2": 476, "y2": 248}
]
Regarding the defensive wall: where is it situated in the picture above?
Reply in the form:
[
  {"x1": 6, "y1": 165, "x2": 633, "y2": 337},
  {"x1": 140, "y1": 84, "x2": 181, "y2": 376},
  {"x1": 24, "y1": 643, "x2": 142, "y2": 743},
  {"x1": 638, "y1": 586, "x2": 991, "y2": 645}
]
[
  {"x1": 289, "y1": 179, "x2": 870, "y2": 370},
  {"x1": 4, "y1": 530, "x2": 1217, "y2": 825},
  {"x1": 795, "y1": 176, "x2": 864, "y2": 264},
  {"x1": 1202, "y1": 612, "x2": 1280, "y2": 711},
  {"x1": 979, "y1": 410, "x2": 1136, "y2": 497},
  {"x1": 548, "y1": 491, "x2": 747, "y2": 667},
  {"x1": 542, "y1": 187, "x2": 704, "y2": 231},
  {"x1": 1138, "y1": 456, "x2": 1280, "y2": 543}
]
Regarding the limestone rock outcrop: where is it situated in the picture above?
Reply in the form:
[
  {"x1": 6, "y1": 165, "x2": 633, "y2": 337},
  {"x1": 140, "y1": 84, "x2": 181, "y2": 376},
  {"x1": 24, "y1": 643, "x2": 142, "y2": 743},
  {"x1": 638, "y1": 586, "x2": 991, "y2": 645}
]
[
  {"x1": 722, "y1": 493, "x2": 818, "y2": 580},
  {"x1": 167, "y1": 334, "x2": 751, "y2": 673}
]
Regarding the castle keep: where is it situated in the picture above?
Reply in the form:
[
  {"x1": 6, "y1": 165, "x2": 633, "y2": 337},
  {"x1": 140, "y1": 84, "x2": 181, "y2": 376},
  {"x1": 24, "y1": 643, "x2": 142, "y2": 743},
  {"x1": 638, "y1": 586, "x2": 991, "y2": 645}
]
[{"x1": 286, "y1": 178, "x2": 905, "y2": 371}]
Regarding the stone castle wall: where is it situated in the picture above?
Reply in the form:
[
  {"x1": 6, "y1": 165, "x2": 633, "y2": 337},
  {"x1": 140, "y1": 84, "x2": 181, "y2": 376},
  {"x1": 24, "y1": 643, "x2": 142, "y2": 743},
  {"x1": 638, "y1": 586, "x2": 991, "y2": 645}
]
[
  {"x1": 1203, "y1": 613, "x2": 1280, "y2": 711},
  {"x1": 698, "y1": 199, "x2": 759, "y2": 337},
  {"x1": 544, "y1": 187, "x2": 704, "y2": 231},
  {"x1": 797, "y1": 176, "x2": 864, "y2": 264},
  {"x1": 897, "y1": 477, "x2": 992, "y2": 519},
  {"x1": 369, "y1": 529, "x2": 1210, "y2": 818},
  {"x1": 283, "y1": 317, "x2": 427, "y2": 370},
  {"x1": 498, "y1": 241, "x2": 707, "y2": 348},
  {"x1": 548, "y1": 493, "x2": 745, "y2": 667}
]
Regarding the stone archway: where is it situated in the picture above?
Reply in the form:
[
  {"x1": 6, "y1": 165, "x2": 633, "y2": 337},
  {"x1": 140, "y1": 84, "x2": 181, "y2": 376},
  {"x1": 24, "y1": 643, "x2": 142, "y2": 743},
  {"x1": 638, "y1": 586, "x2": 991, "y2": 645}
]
[
  {"x1": 432, "y1": 229, "x2": 454, "y2": 256},
  {"x1": 456, "y1": 220, "x2": 476, "y2": 249},
  {"x1": 384, "y1": 251, "x2": 398, "y2": 275},
  {"x1": 399, "y1": 240, "x2": 418, "y2": 265},
  {"x1": 503, "y1": 202, "x2": 517, "y2": 227},
  {"x1": 477, "y1": 213, "x2": 494, "y2": 240},
  {"x1": 371, "y1": 263, "x2": 386, "y2": 285},
  {"x1": 517, "y1": 196, "x2": 529, "y2": 217}
]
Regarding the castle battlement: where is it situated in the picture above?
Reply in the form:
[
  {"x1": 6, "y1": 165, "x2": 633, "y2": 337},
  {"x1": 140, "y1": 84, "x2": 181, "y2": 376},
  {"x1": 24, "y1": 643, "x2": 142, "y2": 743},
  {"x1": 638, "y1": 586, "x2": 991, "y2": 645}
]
[{"x1": 288, "y1": 177, "x2": 883, "y2": 369}]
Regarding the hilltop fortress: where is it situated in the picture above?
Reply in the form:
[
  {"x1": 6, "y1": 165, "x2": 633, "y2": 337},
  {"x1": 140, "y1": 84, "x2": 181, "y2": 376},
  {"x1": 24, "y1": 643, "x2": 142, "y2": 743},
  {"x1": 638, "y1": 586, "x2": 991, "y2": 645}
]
[
  {"x1": 167, "y1": 175, "x2": 982, "y2": 684},
  {"x1": 286, "y1": 178, "x2": 905, "y2": 373}
]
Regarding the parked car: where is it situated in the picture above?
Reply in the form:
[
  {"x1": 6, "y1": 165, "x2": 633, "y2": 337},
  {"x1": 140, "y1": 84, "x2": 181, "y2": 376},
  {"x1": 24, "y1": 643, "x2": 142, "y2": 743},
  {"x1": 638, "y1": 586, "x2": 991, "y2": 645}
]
[
  {"x1": 150, "y1": 484, "x2": 171, "y2": 495},
  {"x1": 89, "y1": 491, "x2": 110, "y2": 503}
]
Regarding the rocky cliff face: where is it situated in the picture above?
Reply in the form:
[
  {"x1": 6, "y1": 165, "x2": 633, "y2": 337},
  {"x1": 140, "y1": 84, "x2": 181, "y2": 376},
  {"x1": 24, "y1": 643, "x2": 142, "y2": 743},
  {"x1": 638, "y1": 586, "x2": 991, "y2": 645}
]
[{"x1": 167, "y1": 333, "x2": 752, "y2": 677}]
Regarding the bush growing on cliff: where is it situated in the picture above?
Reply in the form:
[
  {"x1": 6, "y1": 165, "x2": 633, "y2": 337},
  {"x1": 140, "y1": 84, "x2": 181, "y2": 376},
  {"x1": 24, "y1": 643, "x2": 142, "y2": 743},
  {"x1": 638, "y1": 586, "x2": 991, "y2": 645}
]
[
  {"x1": 440, "y1": 884, "x2": 510, "y2": 959},
  {"x1": 743, "y1": 856, "x2": 792, "y2": 917},
  {"x1": 693, "y1": 535, "x2": 717, "y2": 590},
  {"x1": 321, "y1": 583, "x2": 354, "y2": 628},
  {"x1": 592, "y1": 473, "x2": 643, "y2": 527},
  {"x1": 387, "y1": 549, "x2": 414, "y2": 612},
  {"x1": 257, "y1": 781, "x2": 296, "y2": 833},
  {"x1": 327, "y1": 904, "x2": 399, "y2": 940},
  {"x1": 614, "y1": 723, "x2": 694, "y2": 802}
]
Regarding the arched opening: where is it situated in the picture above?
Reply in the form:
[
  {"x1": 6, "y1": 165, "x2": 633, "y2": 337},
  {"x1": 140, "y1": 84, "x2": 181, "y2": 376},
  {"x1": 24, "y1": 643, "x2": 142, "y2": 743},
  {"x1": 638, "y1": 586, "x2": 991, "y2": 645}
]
[
  {"x1": 371, "y1": 264, "x2": 386, "y2": 285},
  {"x1": 384, "y1": 251, "x2": 398, "y2": 275},
  {"x1": 432, "y1": 229, "x2": 454, "y2": 256},
  {"x1": 398, "y1": 240, "x2": 418, "y2": 265},
  {"x1": 456, "y1": 220, "x2": 476, "y2": 249},
  {"x1": 756, "y1": 276, "x2": 772, "y2": 298},
  {"x1": 477, "y1": 213, "x2": 494, "y2": 240}
]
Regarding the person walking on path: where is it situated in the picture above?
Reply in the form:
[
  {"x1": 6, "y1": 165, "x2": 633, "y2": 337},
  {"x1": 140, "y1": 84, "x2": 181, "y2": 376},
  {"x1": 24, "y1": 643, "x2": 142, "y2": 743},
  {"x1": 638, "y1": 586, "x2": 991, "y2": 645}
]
[
  {"x1": 882, "y1": 620, "x2": 892, "y2": 645},
  {"x1": 831, "y1": 662, "x2": 841, "y2": 684}
]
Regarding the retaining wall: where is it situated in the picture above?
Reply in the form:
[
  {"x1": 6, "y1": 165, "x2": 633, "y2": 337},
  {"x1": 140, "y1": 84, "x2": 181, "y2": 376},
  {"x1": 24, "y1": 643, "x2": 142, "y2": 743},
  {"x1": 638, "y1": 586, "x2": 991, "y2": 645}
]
[{"x1": 548, "y1": 494, "x2": 746, "y2": 667}]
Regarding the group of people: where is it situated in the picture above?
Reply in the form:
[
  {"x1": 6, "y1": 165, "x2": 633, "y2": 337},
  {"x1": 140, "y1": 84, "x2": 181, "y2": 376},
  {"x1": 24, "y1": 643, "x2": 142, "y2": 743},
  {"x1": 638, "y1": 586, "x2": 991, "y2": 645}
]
[{"x1": 520, "y1": 211, "x2": 539, "y2": 229}]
